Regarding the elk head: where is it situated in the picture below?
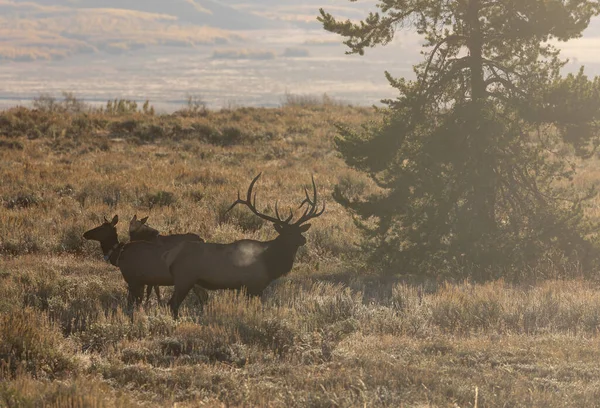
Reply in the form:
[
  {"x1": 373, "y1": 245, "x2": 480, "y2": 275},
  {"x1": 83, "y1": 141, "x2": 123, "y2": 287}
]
[
  {"x1": 227, "y1": 173, "x2": 325, "y2": 247},
  {"x1": 129, "y1": 214, "x2": 159, "y2": 240},
  {"x1": 83, "y1": 215, "x2": 119, "y2": 242}
]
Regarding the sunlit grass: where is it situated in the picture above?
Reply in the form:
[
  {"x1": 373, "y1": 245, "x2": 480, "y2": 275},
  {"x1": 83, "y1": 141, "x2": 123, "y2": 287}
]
[{"x1": 2, "y1": 104, "x2": 600, "y2": 406}]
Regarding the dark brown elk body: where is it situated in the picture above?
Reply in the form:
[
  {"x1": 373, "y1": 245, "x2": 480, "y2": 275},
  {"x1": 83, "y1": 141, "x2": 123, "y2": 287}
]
[
  {"x1": 83, "y1": 215, "x2": 174, "y2": 308},
  {"x1": 128, "y1": 215, "x2": 204, "y2": 303},
  {"x1": 165, "y1": 173, "x2": 324, "y2": 319}
]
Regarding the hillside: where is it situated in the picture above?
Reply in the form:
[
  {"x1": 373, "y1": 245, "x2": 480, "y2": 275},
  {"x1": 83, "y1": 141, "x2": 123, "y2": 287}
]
[
  {"x1": 22, "y1": 0, "x2": 277, "y2": 29},
  {"x1": 2, "y1": 101, "x2": 600, "y2": 406},
  {"x1": 0, "y1": 0, "x2": 283, "y2": 61}
]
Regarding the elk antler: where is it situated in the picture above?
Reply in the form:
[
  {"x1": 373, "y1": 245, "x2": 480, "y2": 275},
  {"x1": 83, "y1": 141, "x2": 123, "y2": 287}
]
[
  {"x1": 227, "y1": 173, "x2": 325, "y2": 226},
  {"x1": 294, "y1": 175, "x2": 325, "y2": 226},
  {"x1": 226, "y1": 173, "x2": 290, "y2": 224}
]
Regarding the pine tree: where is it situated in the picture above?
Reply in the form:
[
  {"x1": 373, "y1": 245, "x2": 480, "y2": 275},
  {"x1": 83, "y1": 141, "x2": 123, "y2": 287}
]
[{"x1": 319, "y1": 1, "x2": 600, "y2": 277}]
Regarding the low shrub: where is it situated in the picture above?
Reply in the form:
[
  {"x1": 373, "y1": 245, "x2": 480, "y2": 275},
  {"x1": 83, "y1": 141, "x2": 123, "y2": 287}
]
[
  {"x1": 140, "y1": 191, "x2": 176, "y2": 209},
  {"x1": 3, "y1": 193, "x2": 41, "y2": 210},
  {"x1": 58, "y1": 225, "x2": 87, "y2": 253},
  {"x1": 0, "y1": 308, "x2": 77, "y2": 378}
]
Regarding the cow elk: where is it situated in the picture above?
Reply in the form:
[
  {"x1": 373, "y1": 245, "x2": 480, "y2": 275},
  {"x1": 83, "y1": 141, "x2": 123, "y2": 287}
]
[{"x1": 164, "y1": 173, "x2": 325, "y2": 319}]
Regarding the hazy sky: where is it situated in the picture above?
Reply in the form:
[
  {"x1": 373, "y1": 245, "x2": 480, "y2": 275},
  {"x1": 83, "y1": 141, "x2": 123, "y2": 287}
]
[{"x1": 1, "y1": 0, "x2": 600, "y2": 111}]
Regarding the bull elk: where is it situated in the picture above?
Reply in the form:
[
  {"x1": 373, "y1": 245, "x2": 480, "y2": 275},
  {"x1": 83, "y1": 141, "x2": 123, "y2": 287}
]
[
  {"x1": 128, "y1": 214, "x2": 204, "y2": 303},
  {"x1": 83, "y1": 215, "x2": 207, "y2": 309},
  {"x1": 164, "y1": 173, "x2": 325, "y2": 319}
]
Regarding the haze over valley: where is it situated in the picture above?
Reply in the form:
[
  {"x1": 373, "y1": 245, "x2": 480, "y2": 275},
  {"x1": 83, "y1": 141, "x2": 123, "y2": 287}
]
[{"x1": 2, "y1": 0, "x2": 600, "y2": 110}]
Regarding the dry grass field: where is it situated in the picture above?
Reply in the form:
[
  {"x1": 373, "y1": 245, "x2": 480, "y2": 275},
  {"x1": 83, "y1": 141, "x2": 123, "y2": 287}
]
[{"x1": 3, "y1": 100, "x2": 600, "y2": 407}]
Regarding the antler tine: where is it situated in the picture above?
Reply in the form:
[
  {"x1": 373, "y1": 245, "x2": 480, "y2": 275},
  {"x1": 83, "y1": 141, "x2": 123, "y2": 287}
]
[
  {"x1": 298, "y1": 205, "x2": 310, "y2": 221},
  {"x1": 225, "y1": 190, "x2": 243, "y2": 214},
  {"x1": 299, "y1": 176, "x2": 319, "y2": 208},
  {"x1": 275, "y1": 200, "x2": 295, "y2": 223},
  {"x1": 275, "y1": 201, "x2": 282, "y2": 221},
  {"x1": 285, "y1": 208, "x2": 294, "y2": 223},
  {"x1": 247, "y1": 173, "x2": 261, "y2": 203},
  {"x1": 298, "y1": 186, "x2": 313, "y2": 209},
  {"x1": 311, "y1": 174, "x2": 318, "y2": 206},
  {"x1": 307, "y1": 176, "x2": 319, "y2": 216},
  {"x1": 316, "y1": 201, "x2": 326, "y2": 217},
  {"x1": 225, "y1": 199, "x2": 242, "y2": 213}
]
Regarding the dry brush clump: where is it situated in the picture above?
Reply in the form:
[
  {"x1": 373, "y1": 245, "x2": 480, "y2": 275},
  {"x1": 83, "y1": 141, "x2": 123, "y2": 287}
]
[
  {"x1": 0, "y1": 372, "x2": 142, "y2": 408},
  {"x1": 390, "y1": 279, "x2": 600, "y2": 336},
  {"x1": 0, "y1": 308, "x2": 78, "y2": 379}
]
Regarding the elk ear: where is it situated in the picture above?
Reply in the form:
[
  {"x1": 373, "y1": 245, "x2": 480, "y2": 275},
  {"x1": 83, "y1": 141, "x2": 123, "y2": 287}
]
[
  {"x1": 131, "y1": 214, "x2": 137, "y2": 222},
  {"x1": 111, "y1": 215, "x2": 119, "y2": 226},
  {"x1": 299, "y1": 223, "x2": 311, "y2": 233},
  {"x1": 140, "y1": 216, "x2": 149, "y2": 224},
  {"x1": 274, "y1": 224, "x2": 284, "y2": 233}
]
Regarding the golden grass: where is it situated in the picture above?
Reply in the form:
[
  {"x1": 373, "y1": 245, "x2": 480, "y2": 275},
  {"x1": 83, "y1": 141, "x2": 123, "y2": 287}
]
[{"x1": 3, "y1": 104, "x2": 600, "y2": 406}]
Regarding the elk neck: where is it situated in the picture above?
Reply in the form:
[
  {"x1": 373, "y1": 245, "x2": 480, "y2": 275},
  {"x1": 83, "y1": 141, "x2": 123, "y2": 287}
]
[
  {"x1": 99, "y1": 234, "x2": 122, "y2": 266},
  {"x1": 263, "y1": 235, "x2": 302, "y2": 280}
]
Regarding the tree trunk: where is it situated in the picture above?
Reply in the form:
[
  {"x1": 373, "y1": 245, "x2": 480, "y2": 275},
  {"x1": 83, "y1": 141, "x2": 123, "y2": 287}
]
[
  {"x1": 467, "y1": 0, "x2": 485, "y2": 102},
  {"x1": 466, "y1": 0, "x2": 496, "y2": 240}
]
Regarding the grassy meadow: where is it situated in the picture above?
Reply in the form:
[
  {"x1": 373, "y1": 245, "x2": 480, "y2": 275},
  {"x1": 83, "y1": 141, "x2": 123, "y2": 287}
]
[{"x1": 3, "y1": 98, "x2": 600, "y2": 407}]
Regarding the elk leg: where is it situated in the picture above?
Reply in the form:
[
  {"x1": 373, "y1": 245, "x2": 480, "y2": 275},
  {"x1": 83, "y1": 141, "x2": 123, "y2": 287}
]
[
  {"x1": 127, "y1": 283, "x2": 144, "y2": 309},
  {"x1": 191, "y1": 285, "x2": 209, "y2": 309},
  {"x1": 127, "y1": 288, "x2": 135, "y2": 310},
  {"x1": 136, "y1": 287, "x2": 144, "y2": 305},
  {"x1": 154, "y1": 286, "x2": 162, "y2": 304},
  {"x1": 169, "y1": 280, "x2": 195, "y2": 320},
  {"x1": 144, "y1": 285, "x2": 153, "y2": 305},
  {"x1": 239, "y1": 286, "x2": 262, "y2": 298}
]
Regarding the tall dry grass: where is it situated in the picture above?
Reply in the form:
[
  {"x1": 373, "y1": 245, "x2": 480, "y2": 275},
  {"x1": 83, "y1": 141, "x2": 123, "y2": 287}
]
[{"x1": 2, "y1": 103, "x2": 600, "y2": 406}]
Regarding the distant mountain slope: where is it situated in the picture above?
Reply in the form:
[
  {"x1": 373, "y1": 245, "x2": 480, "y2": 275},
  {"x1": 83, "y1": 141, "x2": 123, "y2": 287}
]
[
  {"x1": 8, "y1": 0, "x2": 278, "y2": 30},
  {"x1": 0, "y1": 0, "x2": 289, "y2": 61}
]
